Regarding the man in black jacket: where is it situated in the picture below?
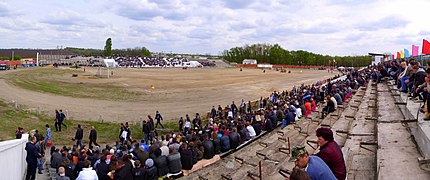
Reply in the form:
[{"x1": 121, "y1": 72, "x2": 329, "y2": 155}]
[
  {"x1": 229, "y1": 128, "x2": 241, "y2": 149},
  {"x1": 142, "y1": 120, "x2": 151, "y2": 145},
  {"x1": 89, "y1": 126, "x2": 99, "y2": 147},
  {"x1": 74, "y1": 124, "x2": 83, "y2": 149},
  {"x1": 202, "y1": 134, "x2": 215, "y2": 159},
  {"x1": 26, "y1": 136, "x2": 41, "y2": 180}
]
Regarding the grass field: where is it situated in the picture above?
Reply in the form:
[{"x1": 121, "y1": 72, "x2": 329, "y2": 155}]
[
  {"x1": 5, "y1": 68, "x2": 144, "y2": 101},
  {"x1": 0, "y1": 99, "x2": 183, "y2": 145}
]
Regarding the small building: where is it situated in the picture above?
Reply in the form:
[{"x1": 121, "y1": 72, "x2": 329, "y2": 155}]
[
  {"x1": 242, "y1": 59, "x2": 257, "y2": 64},
  {"x1": 368, "y1": 53, "x2": 385, "y2": 65}
]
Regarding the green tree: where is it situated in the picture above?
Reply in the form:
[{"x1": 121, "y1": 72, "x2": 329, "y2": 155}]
[{"x1": 104, "y1": 38, "x2": 112, "y2": 57}]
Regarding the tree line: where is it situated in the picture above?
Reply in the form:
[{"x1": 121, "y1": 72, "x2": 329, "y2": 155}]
[
  {"x1": 64, "y1": 47, "x2": 151, "y2": 57},
  {"x1": 222, "y1": 43, "x2": 371, "y2": 67}
]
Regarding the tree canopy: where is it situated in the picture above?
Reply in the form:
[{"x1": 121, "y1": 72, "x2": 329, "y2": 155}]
[
  {"x1": 222, "y1": 43, "x2": 371, "y2": 67},
  {"x1": 104, "y1": 38, "x2": 112, "y2": 56}
]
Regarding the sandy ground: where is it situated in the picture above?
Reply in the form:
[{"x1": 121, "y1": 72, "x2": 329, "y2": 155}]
[{"x1": 0, "y1": 67, "x2": 337, "y2": 122}]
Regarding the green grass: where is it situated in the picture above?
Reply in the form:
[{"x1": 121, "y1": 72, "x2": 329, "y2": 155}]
[
  {"x1": 0, "y1": 99, "x2": 145, "y2": 146},
  {"x1": 5, "y1": 68, "x2": 144, "y2": 101},
  {"x1": 0, "y1": 99, "x2": 198, "y2": 146}
]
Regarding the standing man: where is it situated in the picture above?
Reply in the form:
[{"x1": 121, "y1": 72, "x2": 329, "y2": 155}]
[
  {"x1": 74, "y1": 124, "x2": 83, "y2": 149},
  {"x1": 142, "y1": 120, "x2": 151, "y2": 145},
  {"x1": 59, "y1": 109, "x2": 67, "y2": 130},
  {"x1": 231, "y1": 101, "x2": 238, "y2": 118},
  {"x1": 178, "y1": 117, "x2": 184, "y2": 132},
  {"x1": 55, "y1": 110, "x2": 60, "y2": 132},
  {"x1": 89, "y1": 126, "x2": 99, "y2": 147},
  {"x1": 155, "y1": 110, "x2": 164, "y2": 129},
  {"x1": 25, "y1": 136, "x2": 41, "y2": 180}
]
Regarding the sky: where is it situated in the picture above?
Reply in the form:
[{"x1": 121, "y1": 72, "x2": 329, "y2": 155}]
[{"x1": 0, "y1": 0, "x2": 429, "y2": 56}]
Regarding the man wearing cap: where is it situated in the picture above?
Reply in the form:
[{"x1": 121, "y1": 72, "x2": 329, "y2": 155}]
[
  {"x1": 290, "y1": 145, "x2": 336, "y2": 180},
  {"x1": 316, "y1": 128, "x2": 346, "y2": 180}
]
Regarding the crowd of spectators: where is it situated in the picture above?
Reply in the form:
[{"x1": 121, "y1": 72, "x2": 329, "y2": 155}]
[
  {"x1": 113, "y1": 56, "x2": 192, "y2": 68},
  {"x1": 22, "y1": 67, "x2": 377, "y2": 180}
]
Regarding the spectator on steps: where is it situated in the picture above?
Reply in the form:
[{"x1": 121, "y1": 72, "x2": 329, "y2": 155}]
[
  {"x1": 315, "y1": 128, "x2": 347, "y2": 180},
  {"x1": 289, "y1": 145, "x2": 336, "y2": 180}
]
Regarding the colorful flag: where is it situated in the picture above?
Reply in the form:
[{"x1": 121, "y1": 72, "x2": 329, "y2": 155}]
[
  {"x1": 412, "y1": 45, "x2": 419, "y2": 56},
  {"x1": 400, "y1": 50, "x2": 404, "y2": 58},
  {"x1": 404, "y1": 49, "x2": 409, "y2": 58},
  {"x1": 397, "y1": 52, "x2": 401, "y2": 59},
  {"x1": 423, "y1": 39, "x2": 430, "y2": 55},
  {"x1": 391, "y1": 55, "x2": 394, "y2": 60}
]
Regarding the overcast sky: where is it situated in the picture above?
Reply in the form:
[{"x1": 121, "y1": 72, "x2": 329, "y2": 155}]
[{"x1": 0, "y1": 0, "x2": 429, "y2": 56}]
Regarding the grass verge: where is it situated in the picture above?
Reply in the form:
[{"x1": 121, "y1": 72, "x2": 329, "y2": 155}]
[{"x1": 5, "y1": 68, "x2": 144, "y2": 101}]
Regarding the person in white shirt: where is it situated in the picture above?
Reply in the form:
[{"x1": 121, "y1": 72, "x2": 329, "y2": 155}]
[
  {"x1": 246, "y1": 122, "x2": 256, "y2": 137},
  {"x1": 76, "y1": 160, "x2": 98, "y2": 180}
]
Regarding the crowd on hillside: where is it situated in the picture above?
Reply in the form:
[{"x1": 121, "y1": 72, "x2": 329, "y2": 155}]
[
  {"x1": 113, "y1": 56, "x2": 191, "y2": 68},
  {"x1": 22, "y1": 67, "x2": 380, "y2": 180}
]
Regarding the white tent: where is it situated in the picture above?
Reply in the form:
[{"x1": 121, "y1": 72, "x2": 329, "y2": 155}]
[
  {"x1": 184, "y1": 61, "x2": 202, "y2": 67},
  {"x1": 103, "y1": 59, "x2": 119, "y2": 68},
  {"x1": 242, "y1": 59, "x2": 257, "y2": 64}
]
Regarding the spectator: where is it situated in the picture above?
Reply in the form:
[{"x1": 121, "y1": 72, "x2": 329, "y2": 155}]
[
  {"x1": 25, "y1": 136, "x2": 41, "y2": 180},
  {"x1": 211, "y1": 131, "x2": 221, "y2": 154},
  {"x1": 56, "y1": 167, "x2": 70, "y2": 180},
  {"x1": 16, "y1": 127, "x2": 25, "y2": 139},
  {"x1": 153, "y1": 149, "x2": 169, "y2": 177},
  {"x1": 132, "y1": 160, "x2": 145, "y2": 179},
  {"x1": 316, "y1": 128, "x2": 346, "y2": 180},
  {"x1": 289, "y1": 145, "x2": 336, "y2": 180},
  {"x1": 289, "y1": 167, "x2": 311, "y2": 180},
  {"x1": 155, "y1": 111, "x2": 164, "y2": 129},
  {"x1": 95, "y1": 155, "x2": 109, "y2": 180},
  {"x1": 180, "y1": 143, "x2": 193, "y2": 171},
  {"x1": 167, "y1": 146, "x2": 182, "y2": 175},
  {"x1": 113, "y1": 160, "x2": 133, "y2": 180},
  {"x1": 44, "y1": 124, "x2": 52, "y2": 147},
  {"x1": 202, "y1": 133, "x2": 215, "y2": 159},
  {"x1": 220, "y1": 129, "x2": 231, "y2": 152},
  {"x1": 74, "y1": 124, "x2": 83, "y2": 149},
  {"x1": 76, "y1": 160, "x2": 98, "y2": 180},
  {"x1": 89, "y1": 126, "x2": 99, "y2": 147},
  {"x1": 145, "y1": 159, "x2": 158, "y2": 180}
]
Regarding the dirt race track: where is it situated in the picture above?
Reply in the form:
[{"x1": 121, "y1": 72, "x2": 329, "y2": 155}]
[{"x1": 0, "y1": 67, "x2": 337, "y2": 122}]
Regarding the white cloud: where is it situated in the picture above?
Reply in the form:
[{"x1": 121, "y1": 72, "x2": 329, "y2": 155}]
[{"x1": 0, "y1": 0, "x2": 430, "y2": 56}]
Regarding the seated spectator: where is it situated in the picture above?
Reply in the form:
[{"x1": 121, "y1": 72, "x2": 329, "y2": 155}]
[
  {"x1": 322, "y1": 96, "x2": 335, "y2": 118},
  {"x1": 180, "y1": 143, "x2": 193, "y2": 171},
  {"x1": 76, "y1": 160, "x2": 98, "y2": 180},
  {"x1": 333, "y1": 90, "x2": 343, "y2": 105},
  {"x1": 132, "y1": 160, "x2": 146, "y2": 179},
  {"x1": 114, "y1": 160, "x2": 133, "y2": 180},
  {"x1": 145, "y1": 159, "x2": 158, "y2": 180},
  {"x1": 246, "y1": 122, "x2": 256, "y2": 138},
  {"x1": 252, "y1": 119, "x2": 262, "y2": 136},
  {"x1": 316, "y1": 128, "x2": 346, "y2": 180},
  {"x1": 289, "y1": 145, "x2": 336, "y2": 180},
  {"x1": 153, "y1": 149, "x2": 169, "y2": 177},
  {"x1": 95, "y1": 155, "x2": 109, "y2": 180},
  {"x1": 202, "y1": 133, "x2": 215, "y2": 159},
  {"x1": 167, "y1": 146, "x2": 182, "y2": 175},
  {"x1": 289, "y1": 167, "x2": 311, "y2": 180},
  {"x1": 56, "y1": 167, "x2": 70, "y2": 180},
  {"x1": 220, "y1": 130, "x2": 231, "y2": 152},
  {"x1": 211, "y1": 131, "x2": 221, "y2": 154},
  {"x1": 229, "y1": 128, "x2": 240, "y2": 149}
]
